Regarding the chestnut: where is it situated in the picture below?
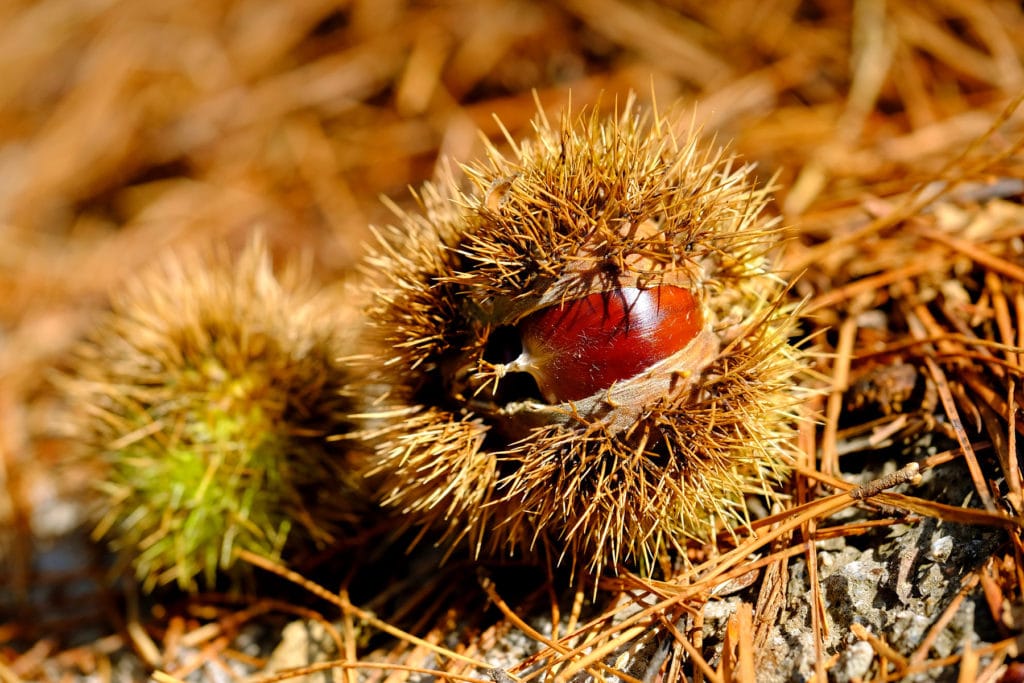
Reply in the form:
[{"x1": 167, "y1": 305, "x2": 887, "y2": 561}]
[
  {"x1": 356, "y1": 97, "x2": 804, "y2": 577},
  {"x1": 508, "y1": 286, "x2": 702, "y2": 403}
]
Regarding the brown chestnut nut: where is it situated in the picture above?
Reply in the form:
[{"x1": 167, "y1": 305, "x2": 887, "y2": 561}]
[{"x1": 510, "y1": 286, "x2": 702, "y2": 403}]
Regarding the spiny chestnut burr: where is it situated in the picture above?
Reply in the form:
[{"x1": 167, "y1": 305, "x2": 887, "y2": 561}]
[
  {"x1": 61, "y1": 237, "x2": 360, "y2": 592},
  {"x1": 356, "y1": 97, "x2": 805, "y2": 575}
]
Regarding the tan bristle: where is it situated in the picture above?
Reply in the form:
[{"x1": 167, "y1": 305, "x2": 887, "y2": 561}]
[
  {"x1": 355, "y1": 97, "x2": 807, "y2": 576},
  {"x1": 61, "y1": 237, "x2": 362, "y2": 592}
]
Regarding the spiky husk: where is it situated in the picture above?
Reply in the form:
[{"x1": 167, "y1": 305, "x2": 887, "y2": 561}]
[
  {"x1": 358, "y1": 98, "x2": 805, "y2": 575},
  {"x1": 63, "y1": 238, "x2": 359, "y2": 592}
]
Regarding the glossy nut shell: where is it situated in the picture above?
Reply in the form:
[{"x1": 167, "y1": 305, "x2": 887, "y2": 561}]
[{"x1": 508, "y1": 286, "x2": 703, "y2": 403}]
